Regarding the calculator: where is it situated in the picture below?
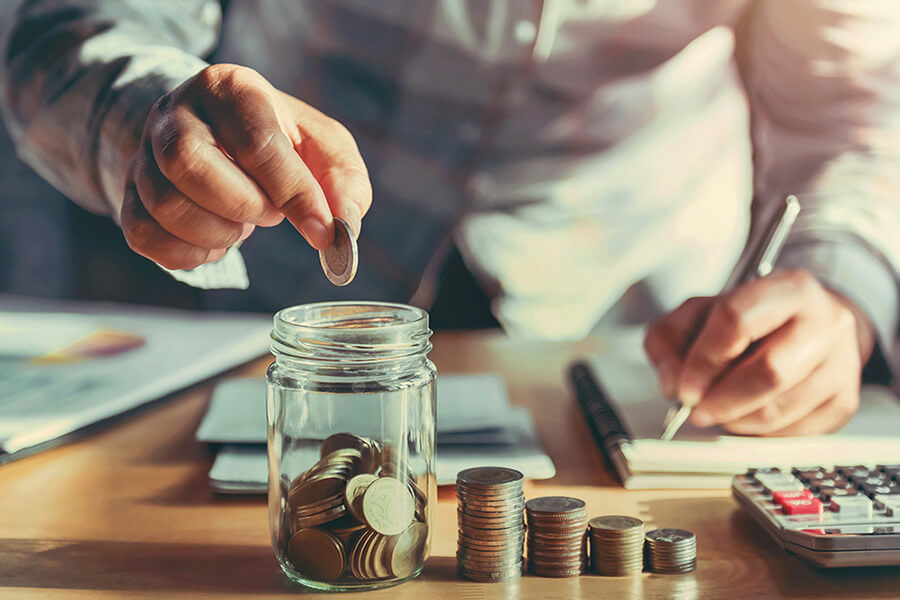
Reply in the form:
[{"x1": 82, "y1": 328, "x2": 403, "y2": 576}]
[{"x1": 731, "y1": 465, "x2": 900, "y2": 567}]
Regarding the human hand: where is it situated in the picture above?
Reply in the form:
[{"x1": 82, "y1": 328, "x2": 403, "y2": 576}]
[
  {"x1": 643, "y1": 269, "x2": 875, "y2": 436},
  {"x1": 121, "y1": 64, "x2": 371, "y2": 270}
]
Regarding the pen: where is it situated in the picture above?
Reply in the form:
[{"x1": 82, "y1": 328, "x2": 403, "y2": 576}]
[{"x1": 659, "y1": 195, "x2": 801, "y2": 441}]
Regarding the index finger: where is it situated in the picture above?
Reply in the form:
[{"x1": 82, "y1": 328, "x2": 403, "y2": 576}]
[
  {"x1": 199, "y1": 72, "x2": 334, "y2": 249},
  {"x1": 643, "y1": 296, "x2": 714, "y2": 396},
  {"x1": 677, "y1": 270, "x2": 819, "y2": 406}
]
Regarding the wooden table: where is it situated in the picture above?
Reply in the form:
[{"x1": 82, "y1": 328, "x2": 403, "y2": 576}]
[{"x1": 1, "y1": 331, "x2": 898, "y2": 599}]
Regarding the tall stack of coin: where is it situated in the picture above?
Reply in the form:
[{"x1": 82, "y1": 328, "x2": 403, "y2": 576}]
[
  {"x1": 644, "y1": 529, "x2": 697, "y2": 574},
  {"x1": 456, "y1": 467, "x2": 526, "y2": 582},
  {"x1": 588, "y1": 515, "x2": 645, "y2": 576},
  {"x1": 283, "y1": 432, "x2": 429, "y2": 584},
  {"x1": 524, "y1": 496, "x2": 588, "y2": 577}
]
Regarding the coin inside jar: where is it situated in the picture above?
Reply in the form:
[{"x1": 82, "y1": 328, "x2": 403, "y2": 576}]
[
  {"x1": 386, "y1": 522, "x2": 429, "y2": 578},
  {"x1": 319, "y1": 218, "x2": 357, "y2": 286},
  {"x1": 288, "y1": 528, "x2": 346, "y2": 582},
  {"x1": 344, "y1": 473, "x2": 378, "y2": 521},
  {"x1": 362, "y1": 476, "x2": 415, "y2": 535}
]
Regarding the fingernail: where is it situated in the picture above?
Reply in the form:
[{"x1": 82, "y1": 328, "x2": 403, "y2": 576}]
[
  {"x1": 679, "y1": 387, "x2": 700, "y2": 407},
  {"x1": 239, "y1": 223, "x2": 255, "y2": 241},
  {"x1": 298, "y1": 217, "x2": 331, "y2": 249},
  {"x1": 691, "y1": 408, "x2": 713, "y2": 427},
  {"x1": 345, "y1": 204, "x2": 362, "y2": 239}
]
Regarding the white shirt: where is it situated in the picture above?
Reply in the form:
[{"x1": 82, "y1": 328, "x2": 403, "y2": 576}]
[{"x1": 2, "y1": 1, "x2": 898, "y2": 360}]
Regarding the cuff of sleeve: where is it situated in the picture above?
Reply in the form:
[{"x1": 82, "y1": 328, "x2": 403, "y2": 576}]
[
  {"x1": 776, "y1": 240, "x2": 898, "y2": 379},
  {"x1": 160, "y1": 244, "x2": 250, "y2": 290}
]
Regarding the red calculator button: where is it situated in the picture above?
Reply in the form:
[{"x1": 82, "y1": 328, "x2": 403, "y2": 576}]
[
  {"x1": 782, "y1": 498, "x2": 824, "y2": 515},
  {"x1": 773, "y1": 490, "x2": 814, "y2": 506}
]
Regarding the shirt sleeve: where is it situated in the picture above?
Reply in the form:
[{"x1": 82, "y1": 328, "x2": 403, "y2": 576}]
[
  {"x1": 740, "y1": 0, "x2": 900, "y2": 376},
  {"x1": 0, "y1": 0, "x2": 222, "y2": 218}
]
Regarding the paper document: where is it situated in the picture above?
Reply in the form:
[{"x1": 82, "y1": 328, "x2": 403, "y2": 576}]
[
  {"x1": 201, "y1": 375, "x2": 556, "y2": 490},
  {"x1": 196, "y1": 374, "x2": 515, "y2": 444},
  {"x1": 0, "y1": 297, "x2": 271, "y2": 461},
  {"x1": 209, "y1": 408, "x2": 555, "y2": 490},
  {"x1": 583, "y1": 328, "x2": 900, "y2": 489}
]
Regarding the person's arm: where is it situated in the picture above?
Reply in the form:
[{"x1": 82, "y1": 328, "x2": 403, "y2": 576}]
[
  {"x1": 1, "y1": 1, "x2": 371, "y2": 273},
  {"x1": 741, "y1": 0, "x2": 900, "y2": 374},
  {"x1": 1, "y1": 0, "x2": 219, "y2": 216},
  {"x1": 644, "y1": 0, "x2": 900, "y2": 436}
]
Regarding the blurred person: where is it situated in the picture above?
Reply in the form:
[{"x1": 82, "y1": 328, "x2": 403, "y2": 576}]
[{"x1": 2, "y1": 1, "x2": 899, "y2": 436}]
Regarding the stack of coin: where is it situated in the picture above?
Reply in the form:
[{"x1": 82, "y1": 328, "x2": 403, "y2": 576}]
[
  {"x1": 283, "y1": 432, "x2": 429, "y2": 584},
  {"x1": 525, "y1": 496, "x2": 588, "y2": 577},
  {"x1": 644, "y1": 528, "x2": 697, "y2": 574},
  {"x1": 588, "y1": 515, "x2": 645, "y2": 576},
  {"x1": 456, "y1": 467, "x2": 526, "y2": 582}
]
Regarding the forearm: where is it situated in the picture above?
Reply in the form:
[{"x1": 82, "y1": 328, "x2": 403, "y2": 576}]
[
  {"x1": 0, "y1": 0, "x2": 220, "y2": 215},
  {"x1": 742, "y1": 0, "x2": 900, "y2": 378}
]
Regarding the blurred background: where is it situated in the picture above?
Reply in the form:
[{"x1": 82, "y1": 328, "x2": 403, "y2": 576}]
[{"x1": 0, "y1": 118, "x2": 205, "y2": 308}]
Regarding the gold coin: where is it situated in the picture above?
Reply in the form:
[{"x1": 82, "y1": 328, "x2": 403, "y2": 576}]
[
  {"x1": 288, "y1": 529, "x2": 345, "y2": 582},
  {"x1": 363, "y1": 477, "x2": 415, "y2": 536},
  {"x1": 289, "y1": 474, "x2": 347, "y2": 508},
  {"x1": 369, "y1": 533, "x2": 392, "y2": 580},
  {"x1": 386, "y1": 522, "x2": 429, "y2": 578},
  {"x1": 349, "y1": 530, "x2": 371, "y2": 580},
  {"x1": 294, "y1": 502, "x2": 347, "y2": 528},
  {"x1": 344, "y1": 474, "x2": 378, "y2": 521}
]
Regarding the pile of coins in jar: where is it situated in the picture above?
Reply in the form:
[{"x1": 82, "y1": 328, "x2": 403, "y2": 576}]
[
  {"x1": 282, "y1": 433, "x2": 428, "y2": 584},
  {"x1": 454, "y1": 468, "x2": 697, "y2": 581}
]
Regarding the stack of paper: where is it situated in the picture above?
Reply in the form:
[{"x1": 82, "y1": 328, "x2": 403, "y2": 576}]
[
  {"x1": 0, "y1": 297, "x2": 272, "y2": 463},
  {"x1": 198, "y1": 375, "x2": 556, "y2": 491}
]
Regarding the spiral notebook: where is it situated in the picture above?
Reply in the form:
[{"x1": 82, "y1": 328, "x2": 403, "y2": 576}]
[{"x1": 571, "y1": 334, "x2": 900, "y2": 489}]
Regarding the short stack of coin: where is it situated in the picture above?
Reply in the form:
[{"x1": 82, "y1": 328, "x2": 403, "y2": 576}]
[
  {"x1": 525, "y1": 496, "x2": 588, "y2": 577},
  {"x1": 283, "y1": 432, "x2": 429, "y2": 584},
  {"x1": 588, "y1": 515, "x2": 645, "y2": 576},
  {"x1": 644, "y1": 528, "x2": 697, "y2": 574},
  {"x1": 456, "y1": 467, "x2": 526, "y2": 582}
]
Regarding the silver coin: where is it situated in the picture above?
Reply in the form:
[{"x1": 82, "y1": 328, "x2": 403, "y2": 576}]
[
  {"x1": 319, "y1": 218, "x2": 358, "y2": 286},
  {"x1": 457, "y1": 566, "x2": 523, "y2": 582},
  {"x1": 457, "y1": 467, "x2": 524, "y2": 489},
  {"x1": 645, "y1": 528, "x2": 695, "y2": 544},
  {"x1": 525, "y1": 496, "x2": 586, "y2": 515},
  {"x1": 589, "y1": 515, "x2": 644, "y2": 531}
]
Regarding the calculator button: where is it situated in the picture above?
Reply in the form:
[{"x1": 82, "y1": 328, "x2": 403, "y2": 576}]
[
  {"x1": 860, "y1": 483, "x2": 900, "y2": 498},
  {"x1": 816, "y1": 486, "x2": 859, "y2": 501},
  {"x1": 836, "y1": 465, "x2": 871, "y2": 478},
  {"x1": 877, "y1": 467, "x2": 900, "y2": 482},
  {"x1": 852, "y1": 474, "x2": 887, "y2": 485},
  {"x1": 811, "y1": 478, "x2": 837, "y2": 491},
  {"x1": 793, "y1": 470, "x2": 826, "y2": 483},
  {"x1": 830, "y1": 496, "x2": 873, "y2": 518},
  {"x1": 782, "y1": 498, "x2": 824, "y2": 515},
  {"x1": 791, "y1": 466, "x2": 823, "y2": 476},
  {"x1": 874, "y1": 496, "x2": 900, "y2": 516},
  {"x1": 759, "y1": 478, "x2": 805, "y2": 494},
  {"x1": 748, "y1": 467, "x2": 781, "y2": 477},
  {"x1": 773, "y1": 490, "x2": 814, "y2": 506}
]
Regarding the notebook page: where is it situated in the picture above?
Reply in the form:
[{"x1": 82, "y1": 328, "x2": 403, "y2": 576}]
[{"x1": 589, "y1": 332, "x2": 900, "y2": 474}]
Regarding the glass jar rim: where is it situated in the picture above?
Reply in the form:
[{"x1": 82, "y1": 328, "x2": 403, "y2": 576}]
[{"x1": 271, "y1": 301, "x2": 432, "y2": 363}]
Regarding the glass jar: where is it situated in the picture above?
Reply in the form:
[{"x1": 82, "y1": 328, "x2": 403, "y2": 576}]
[{"x1": 266, "y1": 302, "x2": 436, "y2": 592}]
